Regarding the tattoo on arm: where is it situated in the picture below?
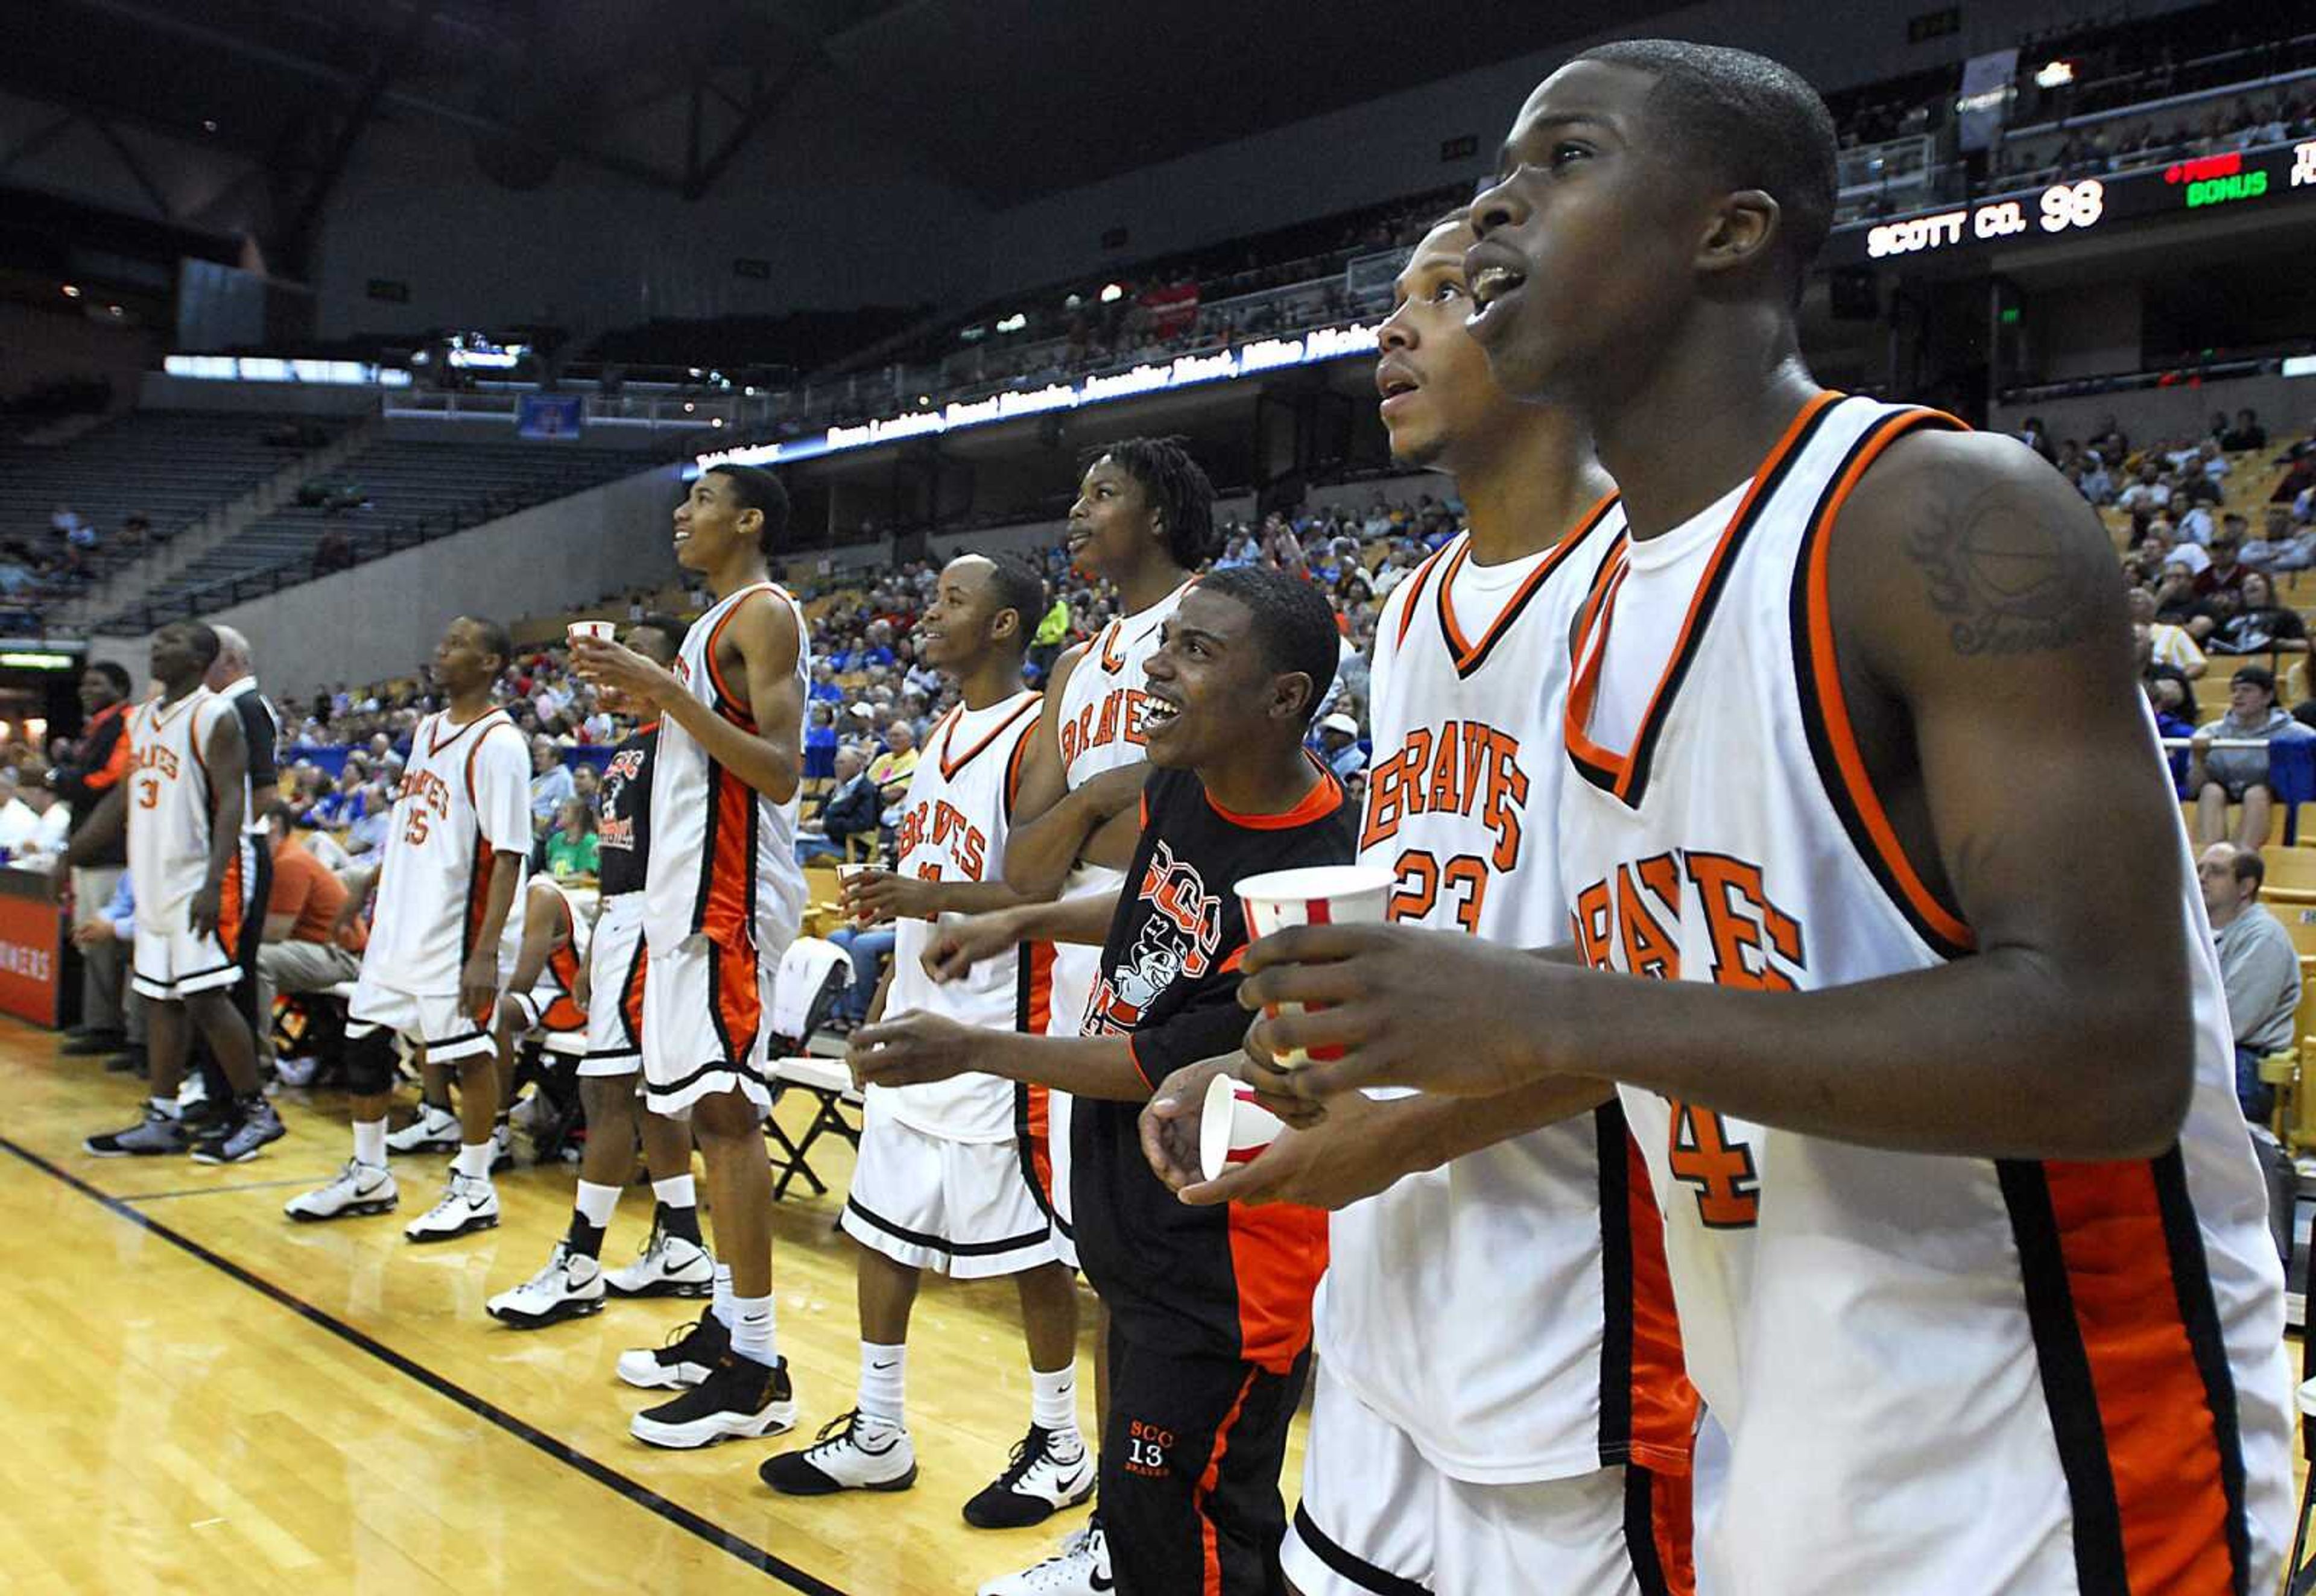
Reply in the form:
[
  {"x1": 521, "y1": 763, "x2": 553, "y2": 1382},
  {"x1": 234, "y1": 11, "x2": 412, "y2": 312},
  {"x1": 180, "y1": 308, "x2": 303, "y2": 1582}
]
[{"x1": 1903, "y1": 481, "x2": 2111, "y2": 658}]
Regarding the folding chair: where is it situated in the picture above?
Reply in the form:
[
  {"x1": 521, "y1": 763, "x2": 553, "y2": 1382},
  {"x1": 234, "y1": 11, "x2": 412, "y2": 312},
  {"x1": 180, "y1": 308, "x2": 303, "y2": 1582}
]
[{"x1": 765, "y1": 1055, "x2": 863, "y2": 1201}]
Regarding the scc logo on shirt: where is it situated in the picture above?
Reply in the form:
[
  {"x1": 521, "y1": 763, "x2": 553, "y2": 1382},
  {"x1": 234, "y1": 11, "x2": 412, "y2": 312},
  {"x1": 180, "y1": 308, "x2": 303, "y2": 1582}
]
[{"x1": 1084, "y1": 841, "x2": 1222, "y2": 1031}]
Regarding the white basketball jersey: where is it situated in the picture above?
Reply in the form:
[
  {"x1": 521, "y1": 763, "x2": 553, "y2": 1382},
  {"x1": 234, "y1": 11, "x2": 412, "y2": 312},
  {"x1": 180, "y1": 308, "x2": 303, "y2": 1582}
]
[
  {"x1": 1558, "y1": 393, "x2": 2292, "y2": 1592},
  {"x1": 1040, "y1": 579, "x2": 1194, "y2": 1038},
  {"x1": 879, "y1": 689, "x2": 1045, "y2": 1143},
  {"x1": 1321, "y1": 500, "x2": 1694, "y2": 1485},
  {"x1": 528, "y1": 874, "x2": 593, "y2": 1020},
  {"x1": 645, "y1": 580, "x2": 809, "y2": 960},
  {"x1": 126, "y1": 687, "x2": 233, "y2": 930},
  {"x1": 360, "y1": 707, "x2": 531, "y2": 997}
]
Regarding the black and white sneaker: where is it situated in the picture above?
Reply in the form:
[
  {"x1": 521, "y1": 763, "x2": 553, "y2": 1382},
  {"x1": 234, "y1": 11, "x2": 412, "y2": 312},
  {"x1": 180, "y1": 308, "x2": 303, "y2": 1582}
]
[
  {"x1": 402, "y1": 1172, "x2": 499, "y2": 1243},
  {"x1": 761, "y1": 1410, "x2": 918, "y2": 1496},
  {"x1": 84, "y1": 1105, "x2": 188, "y2": 1157},
  {"x1": 615, "y1": 1313, "x2": 731, "y2": 1390},
  {"x1": 605, "y1": 1209, "x2": 714, "y2": 1298},
  {"x1": 385, "y1": 1102, "x2": 460, "y2": 1155},
  {"x1": 964, "y1": 1425, "x2": 1095, "y2": 1529},
  {"x1": 285, "y1": 1159, "x2": 399, "y2": 1221},
  {"x1": 487, "y1": 1243, "x2": 605, "y2": 1328},
  {"x1": 630, "y1": 1352, "x2": 797, "y2": 1449},
  {"x1": 191, "y1": 1099, "x2": 285, "y2": 1165},
  {"x1": 975, "y1": 1519, "x2": 1110, "y2": 1595}
]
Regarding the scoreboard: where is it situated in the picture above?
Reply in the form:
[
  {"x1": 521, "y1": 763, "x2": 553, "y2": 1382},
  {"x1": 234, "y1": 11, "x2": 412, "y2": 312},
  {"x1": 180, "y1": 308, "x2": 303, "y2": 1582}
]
[{"x1": 1825, "y1": 137, "x2": 2316, "y2": 267}]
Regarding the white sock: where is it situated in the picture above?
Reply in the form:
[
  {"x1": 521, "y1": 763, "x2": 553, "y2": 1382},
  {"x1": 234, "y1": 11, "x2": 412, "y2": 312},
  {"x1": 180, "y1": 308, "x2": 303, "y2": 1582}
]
[
  {"x1": 352, "y1": 1118, "x2": 387, "y2": 1168},
  {"x1": 732, "y1": 1294, "x2": 776, "y2": 1367},
  {"x1": 149, "y1": 1094, "x2": 181, "y2": 1120},
  {"x1": 453, "y1": 1141, "x2": 493, "y2": 1182},
  {"x1": 574, "y1": 1180, "x2": 620, "y2": 1228},
  {"x1": 858, "y1": 1342, "x2": 906, "y2": 1428},
  {"x1": 712, "y1": 1261, "x2": 735, "y2": 1327},
  {"x1": 1030, "y1": 1364, "x2": 1080, "y2": 1440},
  {"x1": 652, "y1": 1173, "x2": 697, "y2": 1210}
]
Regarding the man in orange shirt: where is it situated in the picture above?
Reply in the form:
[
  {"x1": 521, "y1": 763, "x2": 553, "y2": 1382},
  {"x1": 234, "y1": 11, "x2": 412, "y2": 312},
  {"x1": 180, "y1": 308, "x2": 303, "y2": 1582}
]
[{"x1": 253, "y1": 803, "x2": 365, "y2": 1082}]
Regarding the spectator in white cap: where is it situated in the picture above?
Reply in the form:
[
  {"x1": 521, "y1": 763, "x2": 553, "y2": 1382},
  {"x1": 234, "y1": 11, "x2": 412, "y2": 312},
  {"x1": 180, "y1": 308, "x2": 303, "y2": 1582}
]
[{"x1": 1314, "y1": 710, "x2": 1367, "y2": 780}]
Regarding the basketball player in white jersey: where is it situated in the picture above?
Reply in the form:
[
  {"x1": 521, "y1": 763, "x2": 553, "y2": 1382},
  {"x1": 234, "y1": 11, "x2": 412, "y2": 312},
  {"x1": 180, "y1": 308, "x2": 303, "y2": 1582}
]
[
  {"x1": 574, "y1": 462, "x2": 809, "y2": 1454},
  {"x1": 283, "y1": 616, "x2": 531, "y2": 1240},
  {"x1": 938, "y1": 438, "x2": 1219, "y2": 1596},
  {"x1": 80, "y1": 621, "x2": 279, "y2": 1165},
  {"x1": 1238, "y1": 42, "x2": 2292, "y2": 1592},
  {"x1": 763, "y1": 552, "x2": 1093, "y2": 1529},
  {"x1": 492, "y1": 616, "x2": 712, "y2": 1329},
  {"x1": 1144, "y1": 218, "x2": 1694, "y2": 1595}
]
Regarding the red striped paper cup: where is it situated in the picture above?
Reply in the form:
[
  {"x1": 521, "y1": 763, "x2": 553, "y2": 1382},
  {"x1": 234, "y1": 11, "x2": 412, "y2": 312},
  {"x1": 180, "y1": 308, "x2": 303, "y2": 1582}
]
[
  {"x1": 1200, "y1": 1072, "x2": 1284, "y2": 1181},
  {"x1": 566, "y1": 620, "x2": 615, "y2": 645},
  {"x1": 1237, "y1": 864, "x2": 1394, "y2": 1067}
]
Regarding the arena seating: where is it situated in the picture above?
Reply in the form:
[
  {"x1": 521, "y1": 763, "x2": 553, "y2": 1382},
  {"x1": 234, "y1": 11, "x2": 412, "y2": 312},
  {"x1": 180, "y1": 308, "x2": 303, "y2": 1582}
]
[
  {"x1": 0, "y1": 410, "x2": 347, "y2": 579},
  {"x1": 108, "y1": 436, "x2": 644, "y2": 626}
]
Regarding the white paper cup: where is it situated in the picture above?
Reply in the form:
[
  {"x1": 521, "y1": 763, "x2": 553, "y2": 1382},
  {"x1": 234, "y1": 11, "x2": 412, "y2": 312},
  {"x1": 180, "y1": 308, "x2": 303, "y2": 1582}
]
[
  {"x1": 1236, "y1": 864, "x2": 1394, "y2": 1067},
  {"x1": 836, "y1": 861, "x2": 874, "y2": 923},
  {"x1": 1200, "y1": 1071, "x2": 1285, "y2": 1181},
  {"x1": 567, "y1": 619, "x2": 615, "y2": 646}
]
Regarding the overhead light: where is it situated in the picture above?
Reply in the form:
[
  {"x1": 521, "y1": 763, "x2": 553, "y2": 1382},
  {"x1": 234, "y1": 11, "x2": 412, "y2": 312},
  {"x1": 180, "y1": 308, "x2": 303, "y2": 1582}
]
[
  {"x1": 710, "y1": 417, "x2": 725, "y2": 428},
  {"x1": 202, "y1": 118, "x2": 218, "y2": 133},
  {"x1": 916, "y1": 394, "x2": 930, "y2": 405},
  {"x1": 2035, "y1": 60, "x2": 2075, "y2": 88},
  {"x1": 61, "y1": 284, "x2": 81, "y2": 298},
  {"x1": 682, "y1": 401, "x2": 695, "y2": 412},
  {"x1": 106, "y1": 304, "x2": 123, "y2": 317},
  {"x1": 1099, "y1": 283, "x2": 1124, "y2": 303}
]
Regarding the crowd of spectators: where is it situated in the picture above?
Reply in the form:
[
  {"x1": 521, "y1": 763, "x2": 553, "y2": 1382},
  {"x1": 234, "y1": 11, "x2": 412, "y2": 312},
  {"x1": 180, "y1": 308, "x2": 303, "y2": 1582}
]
[{"x1": 0, "y1": 504, "x2": 163, "y2": 620}]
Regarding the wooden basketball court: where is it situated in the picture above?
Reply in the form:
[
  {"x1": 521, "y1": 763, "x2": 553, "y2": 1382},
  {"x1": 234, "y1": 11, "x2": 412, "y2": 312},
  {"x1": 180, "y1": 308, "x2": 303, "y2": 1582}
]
[{"x1": 0, "y1": 1024, "x2": 1304, "y2": 1594}]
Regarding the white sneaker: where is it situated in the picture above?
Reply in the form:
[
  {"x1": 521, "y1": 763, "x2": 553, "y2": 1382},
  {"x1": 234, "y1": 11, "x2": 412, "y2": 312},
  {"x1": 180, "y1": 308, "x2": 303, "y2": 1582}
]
[
  {"x1": 274, "y1": 1055, "x2": 319, "y2": 1088},
  {"x1": 285, "y1": 1159, "x2": 399, "y2": 1222},
  {"x1": 385, "y1": 1102, "x2": 460, "y2": 1154},
  {"x1": 487, "y1": 1243, "x2": 605, "y2": 1328},
  {"x1": 976, "y1": 1522, "x2": 1109, "y2": 1595},
  {"x1": 490, "y1": 1120, "x2": 515, "y2": 1173},
  {"x1": 616, "y1": 1314, "x2": 730, "y2": 1390},
  {"x1": 759, "y1": 1411, "x2": 918, "y2": 1495},
  {"x1": 964, "y1": 1426, "x2": 1095, "y2": 1528},
  {"x1": 176, "y1": 1074, "x2": 209, "y2": 1113},
  {"x1": 402, "y1": 1172, "x2": 499, "y2": 1243},
  {"x1": 606, "y1": 1214, "x2": 714, "y2": 1298}
]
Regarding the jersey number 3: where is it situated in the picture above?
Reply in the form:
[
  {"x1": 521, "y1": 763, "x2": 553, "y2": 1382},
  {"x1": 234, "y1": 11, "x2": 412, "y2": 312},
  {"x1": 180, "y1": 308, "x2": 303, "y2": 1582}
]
[
  {"x1": 1667, "y1": 1100, "x2": 1759, "y2": 1228},
  {"x1": 1388, "y1": 849, "x2": 1487, "y2": 933}
]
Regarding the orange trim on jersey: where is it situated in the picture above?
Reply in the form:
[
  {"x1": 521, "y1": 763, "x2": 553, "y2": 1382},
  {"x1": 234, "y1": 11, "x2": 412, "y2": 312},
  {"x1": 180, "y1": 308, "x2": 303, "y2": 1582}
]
[
  {"x1": 1203, "y1": 759, "x2": 1343, "y2": 831},
  {"x1": 462, "y1": 835, "x2": 492, "y2": 977},
  {"x1": 1094, "y1": 620, "x2": 1127, "y2": 674},
  {"x1": 2042, "y1": 1158, "x2": 2242, "y2": 1594},
  {"x1": 621, "y1": 941, "x2": 650, "y2": 1046},
  {"x1": 86, "y1": 702, "x2": 130, "y2": 792},
  {"x1": 464, "y1": 718, "x2": 516, "y2": 818},
  {"x1": 1644, "y1": 1465, "x2": 1698, "y2": 1596},
  {"x1": 938, "y1": 693, "x2": 1043, "y2": 780},
  {"x1": 1799, "y1": 409, "x2": 1976, "y2": 953},
  {"x1": 1623, "y1": 1130, "x2": 1700, "y2": 1475},
  {"x1": 700, "y1": 766, "x2": 759, "y2": 945},
  {"x1": 706, "y1": 925, "x2": 764, "y2": 1062},
  {"x1": 1226, "y1": 1200, "x2": 1328, "y2": 1374},
  {"x1": 703, "y1": 581, "x2": 780, "y2": 727},
  {"x1": 540, "y1": 933, "x2": 587, "y2": 1030},
  {"x1": 1194, "y1": 1368, "x2": 1262, "y2": 1596},
  {"x1": 1390, "y1": 544, "x2": 1454, "y2": 651},
  {"x1": 1564, "y1": 390, "x2": 1841, "y2": 803},
  {"x1": 425, "y1": 705, "x2": 505, "y2": 760},
  {"x1": 1435, "y1": 492, "x2": 1620, "y2": 673},
  {"x1": 1004, "y1": 710, "x2": 1041, "y2": 816}
]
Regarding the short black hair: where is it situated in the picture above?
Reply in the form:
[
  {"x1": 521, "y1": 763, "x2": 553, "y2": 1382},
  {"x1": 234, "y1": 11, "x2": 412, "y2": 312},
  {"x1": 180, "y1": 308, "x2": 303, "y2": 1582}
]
[
  {"x1": 1084, "y1": 437, "x2": 1220, "y2": 569},
  {"x1": 90, "y1": 660, "x2": 130, "y2": 695},
  {"x1": 174, "y1": 621, "x2": 221, "y2": 669},
  {"x1": 1576, "y1": 39, "x2": 1838, "y2": 300},
  {"x1": 460, "y1": 614, "x2": 513, "y2": 672},
  {"x1": 980, "y1": 553, "x2": 1047, "y2": 655},
  {"x1": 2233, "y1": 848, "x2": 2268, "y2": 889},
  {"x1": 261, "y1": 800, "x2": 296, "y2": 831},
  {"x1": 630, "y1": 613, "x2": 688, "y2": 661},
  {"x1": 1196, "y1": 566, "x2": 1340, "y2": 726},
  {"x1": 706, "y1": 463, "x2": 791, "y2": 558}
]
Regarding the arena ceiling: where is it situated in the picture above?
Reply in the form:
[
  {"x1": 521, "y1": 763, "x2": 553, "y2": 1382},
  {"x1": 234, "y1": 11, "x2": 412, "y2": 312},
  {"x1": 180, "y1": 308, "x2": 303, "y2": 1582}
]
[{"x1": 7, "y1": 0, "x2": 1688, "y2": 213}]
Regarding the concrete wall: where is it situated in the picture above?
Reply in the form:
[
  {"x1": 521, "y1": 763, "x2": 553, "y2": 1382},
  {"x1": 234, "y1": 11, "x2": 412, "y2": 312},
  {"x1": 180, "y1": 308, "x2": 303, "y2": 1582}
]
[
  {"x1": 2035, "y1": 282, "x2": 2145, "y2": 382},
  {"x1": 93, "y1": 462, "x2": 689, "y2": 701},
  {"x1": 982, "y1": 0, "x2": 2201, "y2": 291}
]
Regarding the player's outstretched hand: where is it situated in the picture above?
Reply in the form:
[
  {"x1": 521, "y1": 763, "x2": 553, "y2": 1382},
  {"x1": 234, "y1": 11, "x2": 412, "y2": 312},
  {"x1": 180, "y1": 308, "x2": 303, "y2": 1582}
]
[
  {"x1": 570, "y1": 637, "x2": 679, "y2": 708},
  {"x1": 1239, "y1": 922, "x2": 1565, "y2": 1102},
  {"x1": 849, "y1": 1011, "x2": 982, "y2": 1090},
  {"x1": 920, "y1": 909, "x2": 1017, "y2": 983}
]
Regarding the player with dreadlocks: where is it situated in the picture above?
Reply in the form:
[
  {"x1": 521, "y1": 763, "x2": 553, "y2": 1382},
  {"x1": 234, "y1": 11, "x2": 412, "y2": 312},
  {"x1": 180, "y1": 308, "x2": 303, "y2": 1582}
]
[{"x1": 925, "y1": 437, "x2": 1220, "y2": 1595}]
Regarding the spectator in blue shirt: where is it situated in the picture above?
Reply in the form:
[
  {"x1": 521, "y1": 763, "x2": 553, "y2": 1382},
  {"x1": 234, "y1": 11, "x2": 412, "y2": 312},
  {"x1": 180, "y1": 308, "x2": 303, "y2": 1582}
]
[
  {"x1": 808, "y1": 660, "x2": 844, "y2": 705},
  {"x1": 1312, "y1": 711, "x2": 1367, "y2": 780},
  {"x1": 804, "y1": 702, "x2": 840, "y2": 781}
]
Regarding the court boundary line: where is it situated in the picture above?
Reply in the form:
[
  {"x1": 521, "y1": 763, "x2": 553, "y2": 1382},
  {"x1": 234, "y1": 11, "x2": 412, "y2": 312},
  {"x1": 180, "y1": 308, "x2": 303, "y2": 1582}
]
[
  {"x1": 0, "y1": 1135, "x2": 850, "y2": 1596},
  {"x1": 119, "y1": 1175, "x2": 320, "y2": 1203}
]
